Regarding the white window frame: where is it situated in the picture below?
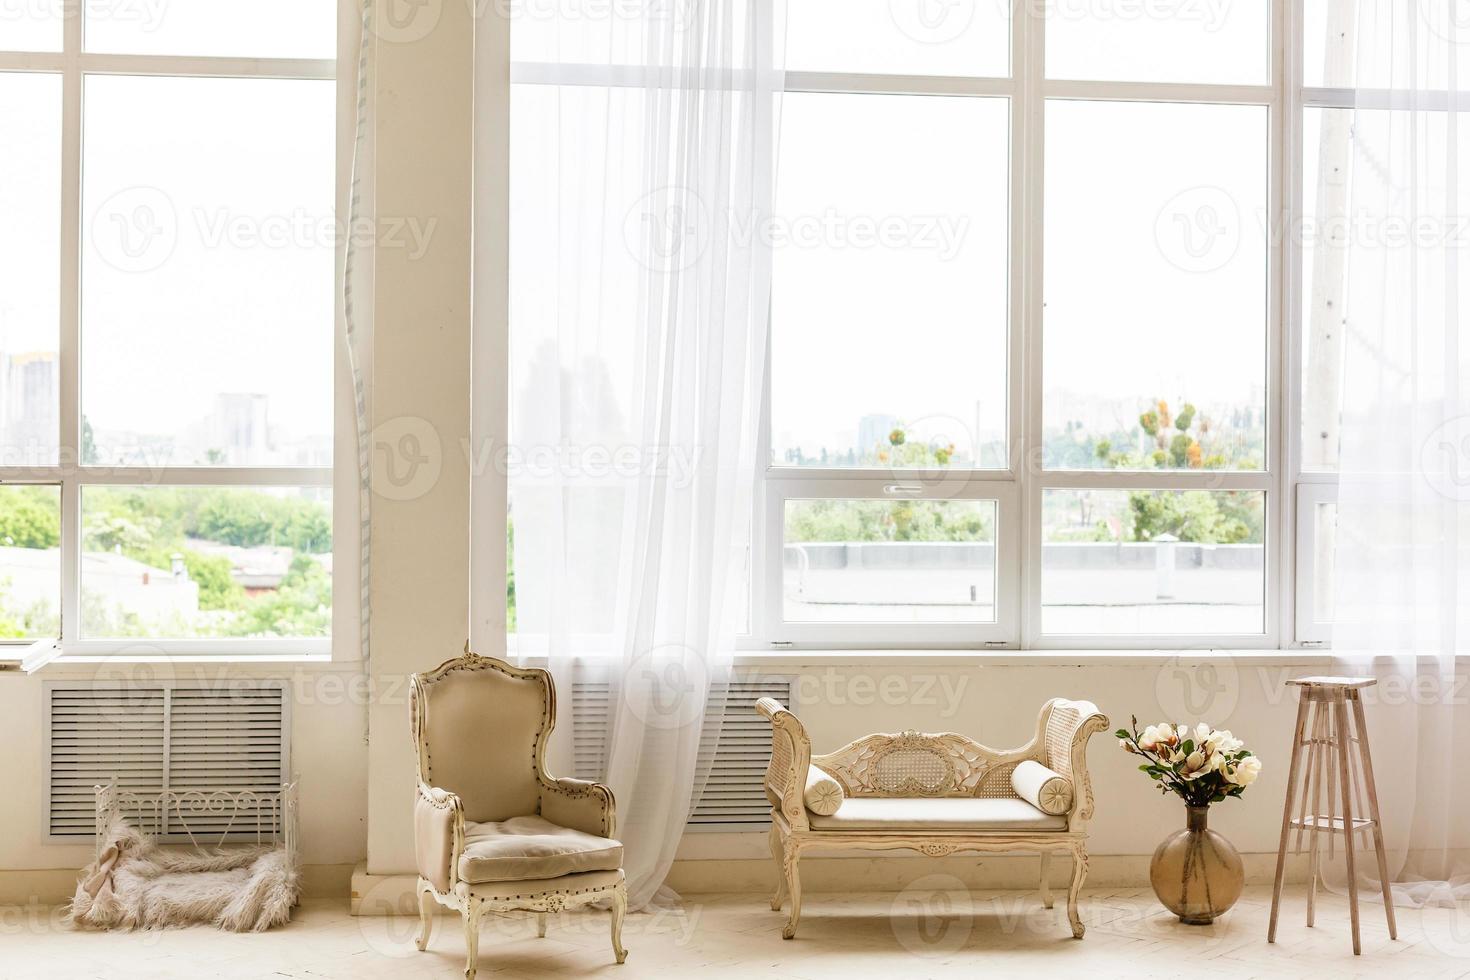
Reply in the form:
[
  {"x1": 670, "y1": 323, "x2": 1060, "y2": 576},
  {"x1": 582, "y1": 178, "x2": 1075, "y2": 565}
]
[
  {"x1": 0, "y1": 3, "x2": 357, "y2": 660},
  {"x1": 1293, "y1": 481, "x2": 1337, "y2": 646},
  {"x1": 754, "y1": 1, "x2": 1288, "y2": 651},
  {"x1": 1285, "y1": 1, "x2": 1470, "y2": 652},
  {"x1": 503, "y1": 1, "x2": 1411, "y2": 654}
]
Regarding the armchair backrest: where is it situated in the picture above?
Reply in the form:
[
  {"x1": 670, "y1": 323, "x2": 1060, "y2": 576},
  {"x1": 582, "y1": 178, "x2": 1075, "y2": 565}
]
[{"x1": 410, "y1": 650, "x2": 555, "y2": 824}]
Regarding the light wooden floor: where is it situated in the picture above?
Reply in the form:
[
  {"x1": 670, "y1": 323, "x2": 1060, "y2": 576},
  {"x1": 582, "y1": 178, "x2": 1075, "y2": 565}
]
[{"x1": 4, "y1": 884, "x2": 1468, "y2": 979}]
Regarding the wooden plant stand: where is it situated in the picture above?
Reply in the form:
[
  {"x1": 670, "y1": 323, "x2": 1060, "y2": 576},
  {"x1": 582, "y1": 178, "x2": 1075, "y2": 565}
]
[{"x1": 1267, "y1": 677, "x2": 1396, "y2": 955}]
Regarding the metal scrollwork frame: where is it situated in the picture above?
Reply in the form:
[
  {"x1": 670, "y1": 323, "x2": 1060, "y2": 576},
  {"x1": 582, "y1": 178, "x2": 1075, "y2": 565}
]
[{"x1": 94, "y1": 779, "x2": 299, "y2": 865}]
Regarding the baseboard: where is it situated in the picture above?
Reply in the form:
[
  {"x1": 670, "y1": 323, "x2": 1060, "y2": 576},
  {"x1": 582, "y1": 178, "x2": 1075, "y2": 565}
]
[
  {"x1": 665, "y1": 851, "x2": 1308, "y2": 894},
  {"x1": 0, "y1": 863, "x2": 357, "y2": 907},
  {"x1": 349, "y1": 852, "x2": 1308, "y2": 915}
]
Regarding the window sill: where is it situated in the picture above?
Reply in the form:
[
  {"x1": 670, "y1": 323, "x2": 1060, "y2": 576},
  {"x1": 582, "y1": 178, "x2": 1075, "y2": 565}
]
[
  {"x1": 0, "y1": 651, "x2": 349, "y2": 676},
  {"x1": 730, "y1": 649, "x2": 1338, "y2": 668}
]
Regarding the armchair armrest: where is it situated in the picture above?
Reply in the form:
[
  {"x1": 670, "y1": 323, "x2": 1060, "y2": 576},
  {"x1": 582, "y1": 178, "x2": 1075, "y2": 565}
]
[
  {"x1": 415, "y1": 782, "x2": 464, "y2": 893},
  {"x1": 540, "y1": 776, "x2": 616, "y2": 839}
]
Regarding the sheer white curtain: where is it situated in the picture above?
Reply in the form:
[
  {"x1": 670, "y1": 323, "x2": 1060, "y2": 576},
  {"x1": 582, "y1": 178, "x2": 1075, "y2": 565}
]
[
  {"x1": 1329, "y1": 0, "x2": 1470, "y2": 906},
  {"x1": 502, "y1": 1, "x2": 784, "y2": 908}
]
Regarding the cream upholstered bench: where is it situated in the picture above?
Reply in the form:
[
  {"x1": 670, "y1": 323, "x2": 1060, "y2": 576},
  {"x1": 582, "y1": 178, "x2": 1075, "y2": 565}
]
[{"x1": 756, "y1": 697, "x2": 1109, "y2": 940}]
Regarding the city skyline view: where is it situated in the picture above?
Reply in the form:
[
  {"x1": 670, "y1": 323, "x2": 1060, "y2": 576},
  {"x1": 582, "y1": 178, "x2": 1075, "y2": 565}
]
[{"x1": 0, "y1": 348, "x2": 331, "y2": 467}]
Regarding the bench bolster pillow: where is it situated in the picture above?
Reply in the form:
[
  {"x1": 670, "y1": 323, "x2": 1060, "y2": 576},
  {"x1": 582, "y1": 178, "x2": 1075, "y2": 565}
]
[
  {"x1": 1011, "y1": 760, "x2": 1074, "y2": 815},
  {"x1": 803, "y1": 767, "x2": 845, "y2": 816}
]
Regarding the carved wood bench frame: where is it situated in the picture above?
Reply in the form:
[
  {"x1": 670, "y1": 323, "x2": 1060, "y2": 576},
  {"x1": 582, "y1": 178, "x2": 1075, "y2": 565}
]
[{"x1": 756, "y1": 697, "x2": 1109, "y2": 940}]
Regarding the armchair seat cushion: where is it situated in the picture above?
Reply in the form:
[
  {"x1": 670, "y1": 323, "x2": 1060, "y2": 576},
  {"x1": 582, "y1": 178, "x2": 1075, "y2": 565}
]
[
  {"x1": 806, "y1": 797, "x2": 1067, "y2": 832},
  {"x1": 459, "y1": 815, "x2": 624, "y2": 883}
]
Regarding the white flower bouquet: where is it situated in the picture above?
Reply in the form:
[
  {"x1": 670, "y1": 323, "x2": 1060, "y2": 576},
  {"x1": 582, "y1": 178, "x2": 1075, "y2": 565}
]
[{"x1": 1117, "y1": 716, "x2": 1262, "y2": 807}]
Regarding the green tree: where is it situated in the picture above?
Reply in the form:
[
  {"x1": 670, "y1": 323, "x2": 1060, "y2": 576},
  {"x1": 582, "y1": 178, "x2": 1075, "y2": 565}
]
[
  {"x1": 786, "y1": 499, "x2": 992, "y2": 545},
  {"x1": 506, "y1": 517, "x2": 517, "y2": 632},
  {"x1": 138, "y1": 547, "x2": 244, "y2": 611},
  {"x1": 0, "y1": 487, "x2": 60, "y2": 549},
  {"x1": 81, "y1": 416, "x2": 99, "y2": 465},
  {"x1": 224, "y1": 555, "x2": 331, "y2": 638},
  {"x1": 83, "y1": 511, "x2": 159, "y2": 556},
  {"x1": 78, "y1": 486, "x2": 332, "y2": 636},
  {"x1": 1128, "y1": 490, "x2": 1254, "y2": 544}
]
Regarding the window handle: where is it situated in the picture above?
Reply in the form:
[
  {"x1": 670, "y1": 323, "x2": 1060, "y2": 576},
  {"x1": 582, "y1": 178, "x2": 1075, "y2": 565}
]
[{"x1": 883, "y1": 484, "x2": 924, "y2": 496}]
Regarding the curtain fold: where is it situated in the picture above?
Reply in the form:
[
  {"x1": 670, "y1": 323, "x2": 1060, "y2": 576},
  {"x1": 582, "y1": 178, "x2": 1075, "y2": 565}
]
[
  {"x1": 502, "y1": 0, "x2": 785, "y2": 908},
  {"x1": 1329, "y1": 0, "x2": 1470, "y2": 907}
]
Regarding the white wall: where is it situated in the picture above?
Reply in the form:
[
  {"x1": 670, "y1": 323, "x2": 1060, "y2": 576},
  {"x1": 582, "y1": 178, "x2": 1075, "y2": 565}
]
[
  {"x1": 363, "y1": 0, "x2": 476, "y2": 875},
  {"x1": 0, "y1": 0, "x2": 479, "y2": 891},
  {"x1": 670, "y1": 657, "x2": 1320, "y2": 866},
  {"x1": 0, "y1": 654, "x2": 1282, "y2": 885}
]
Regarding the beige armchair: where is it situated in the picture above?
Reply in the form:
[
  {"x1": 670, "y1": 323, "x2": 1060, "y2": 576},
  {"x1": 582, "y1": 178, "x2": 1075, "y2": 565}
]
[
  {"x1": 410, "y1": 648, "x2": 627, "y2": 979},
  {"x1": 758, "y1": 697, "x2": 1108, "y2": 941}
]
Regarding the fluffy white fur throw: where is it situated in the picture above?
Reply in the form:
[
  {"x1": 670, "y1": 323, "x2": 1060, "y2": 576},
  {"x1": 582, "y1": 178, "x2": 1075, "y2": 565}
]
[{"x1": 67, "y1": 820, "x2": 299, "y2": 932}]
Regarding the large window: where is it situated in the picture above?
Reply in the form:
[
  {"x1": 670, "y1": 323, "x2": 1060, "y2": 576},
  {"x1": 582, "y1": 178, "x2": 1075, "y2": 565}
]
[
  {"x1": 1294, "y1": 0, "x2": 1470, "y2": 645},
  {"x1": 508, "y1": 1, "x2": 1394, "y2": 650},
  {"x1": 0, "y1": 6, "x2": 338, "y2": 654},
  {"x1": 759, "y1": 0, "x2": 1276, "y2": 649}
]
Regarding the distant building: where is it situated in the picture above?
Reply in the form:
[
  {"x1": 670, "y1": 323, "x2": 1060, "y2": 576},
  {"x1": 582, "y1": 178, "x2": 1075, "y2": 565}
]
[
  {"x1": 189, "y1": 542, "x2": 296, "y2": 594},
  {"x1": 0, "y1": 351, "x2": 58, "y2": 465},
  {"x1": 0, "y1": 546, "x2": 199, "y2": 629},
  {"x1": 206, "y1": 393, "x2": 271, "y2": 465},
  {"x1": 857, "y1": 413, "x2": 898, "y2": 456}
]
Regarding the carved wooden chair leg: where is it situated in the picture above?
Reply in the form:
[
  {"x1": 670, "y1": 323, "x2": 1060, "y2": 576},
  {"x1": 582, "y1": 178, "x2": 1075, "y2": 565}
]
[
  {"x1": 536, "y1": 912, "x2": 547, "y2": 938},
  {"x1": 414, "y1": 884, "x2": 436, "y2": 952},
  {"x1": 1067, "y1": 845, "x2": 1088, "y2": 939},
  {"x1": 781, "y1": 843, "x2": 803, "y2": 940},
  {"x1": 463, "y1": 899, "x2": 484, "y2": 980},
  {"x1": 769, "y1": 826, "x2": 788, "y2": 911},
  {"x1": 1039, "y1": 851, "x2": 1054, "y2": 910},
  {"x1": 611, "y1": 881, "x2": 629, "y2": 964}
]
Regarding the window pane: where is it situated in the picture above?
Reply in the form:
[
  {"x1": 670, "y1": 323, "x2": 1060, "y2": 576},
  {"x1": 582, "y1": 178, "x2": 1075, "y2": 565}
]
[
  {"x1": 1, "y1": 0, "x2": 62, "y2": 51},
  {"x1": 1300, "y1": 107, "x2": 1347, "y2": 471},
  {"x1": 1044, "y1": 100, "x2": 1267, "y2": 471},
  {"x1": 510, "y1": 0, "x2": 673, "y2": 65},
  {"x1": 1311, "y1": 501, "x2": 1337, "y2": 624},
  {"x1": 84, "y1": 0, "x2": 336, "y2": 58},
  {"x1": 783, "y1": 498, "x2": 996, "y2": 623},
  {"x1": 1, "y1": 72, "x2": 61, "y2": 466},
  {"x1": 1304, "y1": 0, "x2": 1470, "y2": 91},
  {"x1": 771, "y1": 94, "x2": 1009, "y2": 469},
  {"x1": 1302, "y1": 108, "x2": 1470, "y2": 471},
  {"x1": 786, "y1": 0, "x2": 1009, "y2": 76},
  {"x1": 81, "y1": 76, "x2": 334, "y2": 467},
  {"x1": 80, "y1": 487, "x2": 331, "y2": 639},
  {"x1": 1041, "y1": 489, "x2": 1265, "y2": 635},
  {"x1": 1047, "y1": 0, "x2": 1269, "y2": 84},
  {"x1": 0, "y1": 485, "x2": 60, "y2": 639}
]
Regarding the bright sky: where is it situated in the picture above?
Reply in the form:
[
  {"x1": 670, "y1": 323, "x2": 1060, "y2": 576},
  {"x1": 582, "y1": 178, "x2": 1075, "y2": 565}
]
[
  {"x1": 80, "y1": 75, "x2": 335, "y2": 443},
  {"x1": 509, "y1": 0, "x2": 1280, "y2": 464},
  {"x1": 0, "y1": 5, "x2": 336, "y2": 455},
  {"x1": 776, "y1": 1, "x2": 1273, "y2": 460},
  {"x1": 12, "y1": 1, "x2": 1439, "y2": 466}
]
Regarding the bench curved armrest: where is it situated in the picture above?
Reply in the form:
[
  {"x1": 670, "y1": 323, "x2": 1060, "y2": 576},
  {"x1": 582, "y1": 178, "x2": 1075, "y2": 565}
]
[
  {"x1": 1042, "y1": 699, "x2": 1110, "y2": 830},
  {"x1": 415, "y1": 782, "x2": 464, "y2": 893},
  {"x1": 755, "y1": 698, "x2": 812, "y2": 832}
]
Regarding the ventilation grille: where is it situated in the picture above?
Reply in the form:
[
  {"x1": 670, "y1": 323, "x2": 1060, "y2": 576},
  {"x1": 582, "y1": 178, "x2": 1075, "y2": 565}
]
[
  {"x1": 47, "y1": 683, "x2": 289, "y2": 841},
  {"x1": 571, "y1": 677, "x2": 794, "y2": 830}
]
